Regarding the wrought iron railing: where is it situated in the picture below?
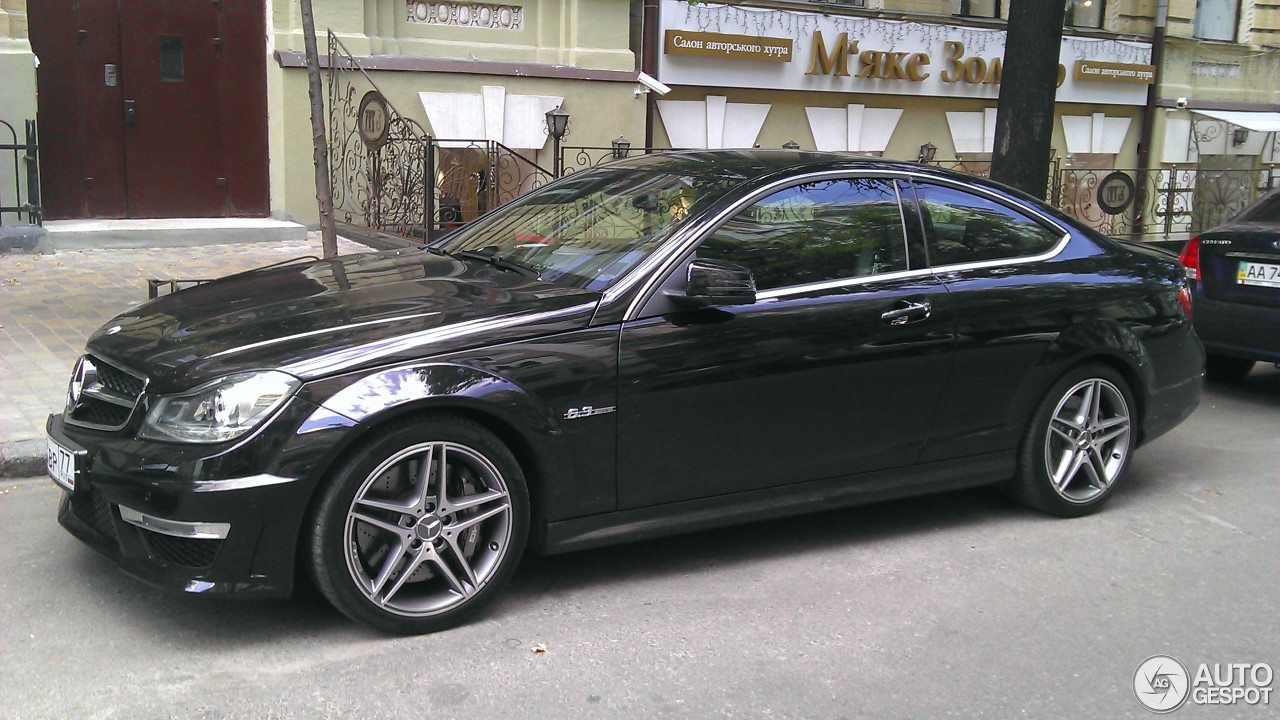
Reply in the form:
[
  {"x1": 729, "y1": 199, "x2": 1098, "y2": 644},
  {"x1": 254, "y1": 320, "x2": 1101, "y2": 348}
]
[
  {"x1": 327, "y1": 33, "x2": 431, "y2": 240},
  {"x1": 0, "y1": 119, "x2": 41, "y2": 226}
]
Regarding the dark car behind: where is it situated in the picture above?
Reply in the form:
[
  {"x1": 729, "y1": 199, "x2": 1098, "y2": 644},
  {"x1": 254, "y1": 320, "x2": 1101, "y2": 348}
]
[{"x1": 1179, "y1": 189, "x2": 1280, "y2": 381}]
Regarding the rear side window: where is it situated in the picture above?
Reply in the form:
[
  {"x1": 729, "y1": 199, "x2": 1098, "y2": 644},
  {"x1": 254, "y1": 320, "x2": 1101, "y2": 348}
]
[
  {"x1": 697, "y1": 177, "x2": 907, "y2": 291},
  {"x1": 1236, "y1": 191, "x2": 1280, "y2": 223},
  {"x1": 912, "y1": 182, "x2": 1063, "y2": 266}
]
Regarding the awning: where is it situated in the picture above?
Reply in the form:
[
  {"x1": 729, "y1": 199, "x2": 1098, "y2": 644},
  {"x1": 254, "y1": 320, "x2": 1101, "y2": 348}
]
[{"x1": 1191, "y1": 110, "x2": 1280, "y2": 133}]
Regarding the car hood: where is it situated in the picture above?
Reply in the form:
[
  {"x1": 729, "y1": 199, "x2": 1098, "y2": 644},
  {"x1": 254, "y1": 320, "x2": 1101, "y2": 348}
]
[{"x1": 85, "y1": 249, "x2": 600, "y2": 392}]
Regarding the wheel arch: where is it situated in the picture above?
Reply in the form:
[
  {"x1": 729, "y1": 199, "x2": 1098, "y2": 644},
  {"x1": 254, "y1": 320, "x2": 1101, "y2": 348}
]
[
  {"x1": 295, "y1": 363, "x2": 565, "y2": 540},
  {"x1": 1032, "y1": 319, "x2": 1153, "y2": 444}
]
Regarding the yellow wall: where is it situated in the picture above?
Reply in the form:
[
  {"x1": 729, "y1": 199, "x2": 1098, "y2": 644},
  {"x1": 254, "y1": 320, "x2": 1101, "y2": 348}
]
[
  {"x1": 0, "y1": 0, "x2": 37, "y2": 221},
  {"x1": 266, "y1": 0, "x2": 641, "y2": 224}
]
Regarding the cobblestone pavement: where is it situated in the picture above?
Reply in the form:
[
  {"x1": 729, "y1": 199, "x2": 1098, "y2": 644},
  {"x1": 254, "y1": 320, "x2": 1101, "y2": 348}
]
[{"x1": 0, "y1": 235, "x2": 368, "y2": 448}]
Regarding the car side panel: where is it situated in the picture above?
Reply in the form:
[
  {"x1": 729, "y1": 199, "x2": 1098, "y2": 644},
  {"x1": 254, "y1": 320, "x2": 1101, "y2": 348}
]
[
  {"x1": 919, "y1": 241, "x2": 1194, "y2": 462},
  {"x1": 299, "y1": 326, "x2": 620, "y2": 525}
]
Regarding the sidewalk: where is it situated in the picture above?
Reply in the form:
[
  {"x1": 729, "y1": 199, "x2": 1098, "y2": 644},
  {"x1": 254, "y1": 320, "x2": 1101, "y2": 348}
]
[{"x1": 0, "y1": 233, "x2": 368, "y2": 477}]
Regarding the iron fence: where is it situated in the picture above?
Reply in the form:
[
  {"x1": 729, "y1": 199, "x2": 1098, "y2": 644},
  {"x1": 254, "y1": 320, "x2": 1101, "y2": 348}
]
[
  {"x1": 0, "y1": 119, "x2": 41, "y2": 226},
  {"x1": 320, "y1": 46, "x2": 1276, "y2": 247}
]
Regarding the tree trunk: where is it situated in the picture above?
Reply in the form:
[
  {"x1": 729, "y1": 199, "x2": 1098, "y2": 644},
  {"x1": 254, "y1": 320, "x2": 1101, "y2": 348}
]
[
  {"x1": 300, "y1": 0, "x2": 337, "y2": 257},
  {"x1": 990, "y1": 1, "x2": 1065, "y2": 200}
]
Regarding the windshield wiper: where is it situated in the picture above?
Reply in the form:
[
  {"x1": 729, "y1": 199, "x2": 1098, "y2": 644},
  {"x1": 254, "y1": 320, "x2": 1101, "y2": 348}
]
[{"x1": 453, "y1": 247, "x2": 541, "y2": 278}]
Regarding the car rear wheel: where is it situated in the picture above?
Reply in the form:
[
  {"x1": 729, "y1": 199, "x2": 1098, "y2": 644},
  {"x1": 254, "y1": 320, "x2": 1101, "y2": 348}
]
[
  {"x1": 306, "y1": 415, "x2": 528, "y2": 635},
  {"x1": 1013, "y1": 364, "x2": 1135, "y2": 517},
  {"x1": 1204, "y1": 354, "x2": 1254, "y2": 383}
]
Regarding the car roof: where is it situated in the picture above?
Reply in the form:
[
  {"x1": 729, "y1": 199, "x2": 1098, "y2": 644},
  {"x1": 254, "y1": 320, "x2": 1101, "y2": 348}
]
[{"x1": 609, "y1": 148, "x2": 999, "y2": 190}]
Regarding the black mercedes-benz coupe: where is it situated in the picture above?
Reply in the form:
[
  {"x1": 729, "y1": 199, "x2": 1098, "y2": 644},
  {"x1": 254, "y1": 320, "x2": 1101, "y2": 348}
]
[{"x1": 48, "y1": 151, "x2": 1203, "y2": 634}]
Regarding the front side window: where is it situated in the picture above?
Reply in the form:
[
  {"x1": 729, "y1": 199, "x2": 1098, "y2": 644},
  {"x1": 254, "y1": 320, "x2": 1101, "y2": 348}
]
[
  {"x1": 912, "y1": 182, "x2": 1062, "y2": 266},
  {"x1": 696, "y1": 177, "x2": 908, "y2": 291},
  {"x1": 1194, "y1": 0, "x2": 1239, "y2": 41}
]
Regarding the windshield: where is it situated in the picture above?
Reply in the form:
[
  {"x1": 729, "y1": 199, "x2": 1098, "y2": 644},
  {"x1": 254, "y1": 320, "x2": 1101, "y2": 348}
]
[{"x1": 437, "y1": 158, "x2": 743, "y2": 291}]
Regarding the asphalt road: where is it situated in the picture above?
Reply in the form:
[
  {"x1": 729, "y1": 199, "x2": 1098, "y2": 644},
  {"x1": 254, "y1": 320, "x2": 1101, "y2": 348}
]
[{"x1": 2, "y1": 368, "x2": 1277, "y2": 720}]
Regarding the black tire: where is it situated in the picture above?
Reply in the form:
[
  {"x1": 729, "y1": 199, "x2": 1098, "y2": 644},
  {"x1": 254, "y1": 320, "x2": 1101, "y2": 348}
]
[
  {"x1": 306, "y1": 414, "x2": 529, "y2": 635},
  {"x1": 1204, "y1": 354, "x2": 1254, "y2": 383},
  {"x1": 1011, "y1": 363, "x2": 1136, "y2": 518}
]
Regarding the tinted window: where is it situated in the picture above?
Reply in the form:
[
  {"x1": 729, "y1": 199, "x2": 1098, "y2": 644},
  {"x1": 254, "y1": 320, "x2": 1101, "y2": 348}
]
[
  {"x1": 697, "y1": 178, "x2": 907, "y2": 291},
  {"x1": 912, "y1": 183, "x2": 1062, "y2": 266},
  {"x1": 1237, "y1": 191, "x2": 1280, "y2": 224}
]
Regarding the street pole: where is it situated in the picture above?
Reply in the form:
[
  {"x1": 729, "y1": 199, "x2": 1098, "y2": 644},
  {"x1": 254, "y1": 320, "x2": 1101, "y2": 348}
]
[
  {"x1": 991, "y1": 0, "x2": 1065, "y2": 200},
  {"x1": 300, "y1": 0, "x2": 337, "y2": 258},
  {"x1": 1133, "y1": 0, "x2": 1168, "y2": 237}
]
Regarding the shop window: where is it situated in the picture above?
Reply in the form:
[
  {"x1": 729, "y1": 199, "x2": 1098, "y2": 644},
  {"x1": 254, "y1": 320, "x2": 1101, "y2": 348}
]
[
  {"x1": 1194, "y1": 0, "x2": 1239, "y2": 42},
  {"x1": 911, "y1": 182, "x2": 1061, "y2": 266},
  {"x1": 952, "y1": 0, "x2": 1001, "y2": 18},
  {"x1": 1065, "y1": 0, "x2": 1104, "y2": 29},
  {"x1": 697, "y1": 178, "x2": 908, "y2": 290}
]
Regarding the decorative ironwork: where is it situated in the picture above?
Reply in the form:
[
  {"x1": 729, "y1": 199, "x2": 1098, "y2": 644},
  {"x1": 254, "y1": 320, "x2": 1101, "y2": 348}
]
[
  {"x1": 0, "y1": 119, "x2": 41, "y2": 226},
  {"x1": 328, "y1": 33, "x2": 430, "y2": 241}
]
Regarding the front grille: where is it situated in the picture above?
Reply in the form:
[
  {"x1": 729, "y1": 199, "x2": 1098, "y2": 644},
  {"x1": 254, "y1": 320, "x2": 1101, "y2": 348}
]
[
  {"x1": 95, "y1": 361, "x2": 146, "y2": 398},
  {"x1": 141, "y1": 531, "x2": 223, "y2": 568},
  {"x1": 71, "y1": 488, "x2": 119, "y2": 542},
  {"x1": 66, "y1": 355, "x2": 147, "y2": 431}
]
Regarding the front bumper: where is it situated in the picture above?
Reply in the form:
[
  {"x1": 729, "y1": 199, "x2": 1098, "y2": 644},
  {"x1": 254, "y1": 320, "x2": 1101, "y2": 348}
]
[{"x1": 48, "y1": 408, "x2": 340, "y2": 598}]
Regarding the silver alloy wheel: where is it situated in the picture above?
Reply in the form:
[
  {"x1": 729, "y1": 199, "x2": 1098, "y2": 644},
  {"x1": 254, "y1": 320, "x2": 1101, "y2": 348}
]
[
  {"x1": 343, "y1": 441, "x2": 513, "y2": 617},
  {"x1": 1043, "y1": 378, "x2": 1131, "y2": 503}
]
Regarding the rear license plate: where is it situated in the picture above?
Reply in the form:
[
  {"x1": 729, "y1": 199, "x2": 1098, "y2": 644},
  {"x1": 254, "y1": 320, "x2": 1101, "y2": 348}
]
[
  {"x1": 47, "y1": 436, "x2": 82, "y2": 492},
  {"x1": 1237, "y1": 261, "x2": 1280, "y2": 288}
]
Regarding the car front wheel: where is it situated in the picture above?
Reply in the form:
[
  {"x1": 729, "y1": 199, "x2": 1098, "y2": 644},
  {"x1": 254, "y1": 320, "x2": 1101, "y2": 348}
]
[
  {"x1": 1013, "y1": 364, "x2": 1135, "y2": 517},
  {"x1": 306, "y1": 415, "x2": 529, "y2": 635}
]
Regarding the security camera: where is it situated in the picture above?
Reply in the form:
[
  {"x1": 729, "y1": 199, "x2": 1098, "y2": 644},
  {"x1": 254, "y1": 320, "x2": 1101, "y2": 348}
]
[
  {"x1": 1175, "y1": 97, "x2": 1188, "y2": 109},
  {"x1": 637, "y1": 72, "x2": 672, "y2": 96}
]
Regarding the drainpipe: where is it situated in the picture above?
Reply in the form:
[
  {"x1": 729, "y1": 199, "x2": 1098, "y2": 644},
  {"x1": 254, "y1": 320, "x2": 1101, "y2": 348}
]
[
  {"x1": 1134, "y1": 0, "x2": 1168, "y2": 238},
  {"x1": 643, "y1": 0, "x2": 659, "y2": 150}
]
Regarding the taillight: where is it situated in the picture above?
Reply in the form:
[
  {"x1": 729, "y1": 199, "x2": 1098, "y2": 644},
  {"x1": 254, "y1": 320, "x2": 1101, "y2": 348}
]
[
  {"x1": 1178, "y1": 285, "x2": 1193, "y2": 319},
  {"x1": 1179, "y1": 236, "x2": 1200, "y2": 280}
]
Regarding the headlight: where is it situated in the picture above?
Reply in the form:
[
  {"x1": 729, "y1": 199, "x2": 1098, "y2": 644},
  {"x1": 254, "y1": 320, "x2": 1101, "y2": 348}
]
[{"x1": 139, "y1": 371, "x2": 301, "y2": 443}]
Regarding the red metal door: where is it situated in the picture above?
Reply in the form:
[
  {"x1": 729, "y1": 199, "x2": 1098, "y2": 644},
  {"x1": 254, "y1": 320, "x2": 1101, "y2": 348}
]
[
  {"x1": 29, "y1": 1, "x2": 268, "y2": 220},
  {"x1": 29, "y1": 1, "x2": 129, "y2": 218},
  {"x1": 118, "y1": 0, "x2": 227, "y2": 217}
]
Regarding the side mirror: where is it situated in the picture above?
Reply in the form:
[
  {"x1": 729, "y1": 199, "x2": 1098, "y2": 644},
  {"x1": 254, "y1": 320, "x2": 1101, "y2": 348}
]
[{"x1": 676, "y1": 258, "x2": 757, "y2": 306}]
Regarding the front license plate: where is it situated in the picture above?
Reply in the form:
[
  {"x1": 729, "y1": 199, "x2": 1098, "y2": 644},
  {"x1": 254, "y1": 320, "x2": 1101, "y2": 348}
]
[
  {"x1": 1237, "y1": 261, "x2": 1280, "y2": 288},
  {"x1": 47, "y1": 436, "x2": 82, "y2": 492}
]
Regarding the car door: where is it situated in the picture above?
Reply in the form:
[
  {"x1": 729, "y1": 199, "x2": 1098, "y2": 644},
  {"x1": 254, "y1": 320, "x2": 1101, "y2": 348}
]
[
  {"x1": 615, "y1": 174, "x2": 954, "y2": 509},
  {"x1": 900, "y1": 179, "x2": 1077, "y2": 464}
]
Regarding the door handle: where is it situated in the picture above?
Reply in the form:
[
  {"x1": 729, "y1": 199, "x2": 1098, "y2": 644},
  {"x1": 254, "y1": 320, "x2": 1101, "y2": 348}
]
[
  {"x1": 124, "y1": 100, "x2": 137, "y2": 125},
  {"x1": 880, "y1": 300, "x2": 931, "y2": 326}
]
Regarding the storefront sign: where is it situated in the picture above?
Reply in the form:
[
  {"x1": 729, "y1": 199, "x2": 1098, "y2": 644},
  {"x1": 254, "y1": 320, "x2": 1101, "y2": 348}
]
[
  {"x1": 1074, "y1": 60, "x2": 1155, "y2": 84},
  {"x1": 664, "y1": 30, "x2": 792, "y2": 63},
  {"x1": 657, "y1": 0, "x2": 1152, "y2": 106}
]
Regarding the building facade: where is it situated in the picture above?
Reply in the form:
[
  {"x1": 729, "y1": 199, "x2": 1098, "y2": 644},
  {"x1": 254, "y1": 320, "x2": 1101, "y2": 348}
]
[
  {"x1": 22, "y1": 0, "x2": 642, "y2": 226},
  {"x1": 647, "y1": 0, "x2": 1280, "y2": 237},
  {"x1": 0, "y1": 0, "x2": 37, "y2": 226}
]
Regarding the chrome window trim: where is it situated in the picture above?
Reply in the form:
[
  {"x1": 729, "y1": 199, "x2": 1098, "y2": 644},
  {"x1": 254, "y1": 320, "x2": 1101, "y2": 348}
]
[
  {"x1": 618, "y1": 168, "x2": 1073, "y2": 322},
  {"x1": 756, "y1": 267, "x2": 936, "y2": 301}
]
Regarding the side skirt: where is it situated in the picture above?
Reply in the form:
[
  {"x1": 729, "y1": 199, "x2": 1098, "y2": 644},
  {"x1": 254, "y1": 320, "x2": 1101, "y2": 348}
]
[{"x1": 538, "y1": 452, "x2": 1015, "y2": 555}]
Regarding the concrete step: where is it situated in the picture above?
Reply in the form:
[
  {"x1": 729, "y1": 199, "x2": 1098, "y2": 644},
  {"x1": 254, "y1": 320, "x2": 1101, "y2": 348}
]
[{"x1": 43, "y1": 217, "x2": 308, "y2": 250}]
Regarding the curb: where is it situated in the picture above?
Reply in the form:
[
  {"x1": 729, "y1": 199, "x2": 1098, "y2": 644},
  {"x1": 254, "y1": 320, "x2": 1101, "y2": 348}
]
[{"x1": 0, "y1": 440, "x2": 46, "y2": 479}]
